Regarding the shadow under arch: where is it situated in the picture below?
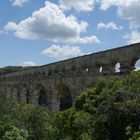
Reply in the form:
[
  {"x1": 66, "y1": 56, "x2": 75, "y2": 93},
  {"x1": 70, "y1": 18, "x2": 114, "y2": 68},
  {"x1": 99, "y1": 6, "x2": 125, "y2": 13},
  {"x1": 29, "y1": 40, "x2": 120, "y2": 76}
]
[
  {"x1": 38, "y1": 86, "x2": 48, "y2": 106},
  {"x1": 58, "y1": 84, "x2": 72, "y2": 111},
  {"x1": 26, "y1": 89, "x2": 31, "y2": 104}
]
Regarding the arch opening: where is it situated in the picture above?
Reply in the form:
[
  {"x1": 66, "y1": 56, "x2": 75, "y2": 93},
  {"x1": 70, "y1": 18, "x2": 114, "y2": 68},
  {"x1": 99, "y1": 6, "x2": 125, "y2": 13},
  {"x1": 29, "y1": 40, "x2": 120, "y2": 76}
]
[
  {"x1": 59, "y1": 86, "x2": 72, "y2": 111},
  {"x1": 26, "y1": 89, "x2": 31, "y2": 104},
  {"x1": 135, "y1": 59, "x2": 140, "y2": 71},
  {"x1": 115, "y1": 62, "x2": 120, "y2": 73},
  {"x1": 48, "y1": 70, "x2": 52, "y2": 76},
  {"x1": 131, "y1": 57, "x2": 140, "y2": 71},
  {"x1": 99, "y1": 66, "x2": 103, "y2": 73},
  {"x1": 82, "y1": 65, "x2": 89, "y2": 74},
  {"x1": 38, "y1": 87, "x2": 48, "y2": 106},
  {"x1": 17, "y1": 92, "x2": 20, "y2": 101}
]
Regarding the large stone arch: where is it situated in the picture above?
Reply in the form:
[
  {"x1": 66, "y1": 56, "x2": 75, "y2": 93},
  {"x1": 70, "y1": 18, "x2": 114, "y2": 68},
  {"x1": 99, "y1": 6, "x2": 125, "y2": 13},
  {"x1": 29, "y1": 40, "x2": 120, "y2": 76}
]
[
  {"x1": 56, "y1": 83, "x2": 72, "y2": 111},
  {"x1": 26, "y1": 89, "x2": 31, "y2": 104},
  {"x1": 59, "y1": 85, "x2": 72, "y2": 111},
  {"x1": 38, "y1": 86, "x2": 48, "y2": 106},
  {"x1": 95, "y1": 63, "x2": 103, "y2": 74},
  {"x1": 17, "y1": 87, "x2": 21, "y2": 102},
  {"x1": 109, "y1": 59, "x2": 120, "y2": 73}
]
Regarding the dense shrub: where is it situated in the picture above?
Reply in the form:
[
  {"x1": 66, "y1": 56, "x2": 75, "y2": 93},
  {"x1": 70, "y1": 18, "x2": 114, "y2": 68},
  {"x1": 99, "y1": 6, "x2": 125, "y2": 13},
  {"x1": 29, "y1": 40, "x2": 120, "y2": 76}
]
[{"x1": 0, "y1": 70, "x2": 140, "y2": 140}]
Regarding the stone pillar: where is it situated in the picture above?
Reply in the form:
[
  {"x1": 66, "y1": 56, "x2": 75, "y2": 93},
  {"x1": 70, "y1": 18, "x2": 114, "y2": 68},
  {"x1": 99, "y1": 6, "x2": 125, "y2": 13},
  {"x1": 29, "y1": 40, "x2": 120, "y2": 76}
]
[
  {"x1": 75, "y1": 67, "x2": 81, "y2": 77},
  {"x1": 88, "y1": 65, "x2": 96, "y2": 76},
  {"x1": 47, "y1": 90, "x2": 52, "y2": 110},
  {"x1": 11, "y1": 88, "x2": 18, "y2": 101},
  {"x1": 50, "y1": 89, "x2": 60, "y2": 112},
  {"x1": 20, "y1": 88, "x2": 27, "y2": 103},
  {"x1": 5, "y1": 86, "x2": 12, "y2": 98},
  {"x1": 27, "y1": 86, "x2": 37, "y2": 105},
  {"x1": 31, "y1": 89, "x2": 39, "y2": 105},
  {"x1": 102, "y1": 64, "x2": 111, "y2": 75},
  {"x1": 120, "y1": 61, "x2": 132, "y2": 74}
]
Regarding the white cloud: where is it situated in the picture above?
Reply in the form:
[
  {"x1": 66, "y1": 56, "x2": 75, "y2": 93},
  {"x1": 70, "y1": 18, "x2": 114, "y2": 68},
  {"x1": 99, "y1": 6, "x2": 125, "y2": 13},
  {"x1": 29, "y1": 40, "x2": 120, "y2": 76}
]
[
  {"x1": 97, "y1": 22, "x2": 123, "y2": 30},
  {"x1": 96, "y1": 0, "x2": 140, "y2": 44},
  {"x1": 99, "y1": 0, "x2": 140, "y2": 28},
  {"x1": 41, "y1": 45, "x2": 83, "y2": 58},
  {"x1": 4, "y1": 22, "x2": 18, "y2": 31},
  {"x1": 11, "y1": 0, "x2": 29, "y2": 6},
  {"x1": 4, "y1": 1, "x2": 99, "y2": 45},
  {"x1": 123, "y1": 31, "x2": 140, "y2": 44},
  {"x1": 21, "y1": 61, "x2": 37, "y2": 67},
  {"x1": 66, "y1": 36, "x2": 100, "y2": 45},
  {"x1": 99, "y1": 0, "x2": 124, "y2": 10},
  {"x1": 59, "y1": 0, "x2": 96, "y2": 12}
]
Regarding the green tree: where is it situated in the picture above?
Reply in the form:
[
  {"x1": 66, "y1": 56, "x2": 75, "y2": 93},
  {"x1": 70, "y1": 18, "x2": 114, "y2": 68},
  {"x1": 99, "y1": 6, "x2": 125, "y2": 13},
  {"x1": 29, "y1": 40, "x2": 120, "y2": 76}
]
[
  {"x1": 126, "y1": 126, "x2": 140, "y2": 140},
  {"x1": 2, "y1": 126, "x2": 28, "y2": 140},
  {"x1": 27, "y1": 107, "x2": 50, "y2": 140},
  {"x1": 73, "y1": 71, "x2": 140, "y2": 140}
]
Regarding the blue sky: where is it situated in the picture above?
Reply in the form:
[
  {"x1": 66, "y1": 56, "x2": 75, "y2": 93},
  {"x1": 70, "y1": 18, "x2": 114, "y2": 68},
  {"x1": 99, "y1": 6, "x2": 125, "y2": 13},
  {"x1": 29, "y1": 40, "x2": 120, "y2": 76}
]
[{"x1": 0, "y1": 0, "x2": 140, "y2": 68}]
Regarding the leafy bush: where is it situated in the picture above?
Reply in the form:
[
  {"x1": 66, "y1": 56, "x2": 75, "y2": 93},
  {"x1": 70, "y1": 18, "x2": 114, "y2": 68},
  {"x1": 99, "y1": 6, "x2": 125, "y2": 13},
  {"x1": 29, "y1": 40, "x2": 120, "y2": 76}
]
[
  {"x1": 0, "y1": 70, "x2": 140, "y2": 140},
  {"x1": 2, "y1": 126, "x2": 28, "y2": 140}
]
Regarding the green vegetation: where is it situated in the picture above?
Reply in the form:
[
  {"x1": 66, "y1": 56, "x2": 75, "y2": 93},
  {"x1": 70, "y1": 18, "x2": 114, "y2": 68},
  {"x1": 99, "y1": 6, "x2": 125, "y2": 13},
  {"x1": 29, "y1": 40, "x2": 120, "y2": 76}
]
[
  {"x1": 0, "y1": 66, "x2": 34, "y2": 75},
  {"x1": 126, "y1": 126, "x2": 140, "y2": 140},
  {"x1": 0, "y1": 71, "x2": 140, "y2": 140}
]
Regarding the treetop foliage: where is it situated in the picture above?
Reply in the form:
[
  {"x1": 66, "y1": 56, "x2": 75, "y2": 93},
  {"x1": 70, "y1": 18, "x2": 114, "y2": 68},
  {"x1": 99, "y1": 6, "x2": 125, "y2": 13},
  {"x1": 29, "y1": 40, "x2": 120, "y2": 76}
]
[{"x1": 0, "y1": 70, "x2": 140, "y2": 140}]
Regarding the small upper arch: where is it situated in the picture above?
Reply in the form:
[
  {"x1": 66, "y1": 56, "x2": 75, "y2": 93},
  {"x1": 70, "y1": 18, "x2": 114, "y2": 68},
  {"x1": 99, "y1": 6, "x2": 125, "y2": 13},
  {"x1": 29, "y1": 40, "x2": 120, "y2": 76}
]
[{"x1": 131, "y1": 57, "x2": 140, "y2": 71}]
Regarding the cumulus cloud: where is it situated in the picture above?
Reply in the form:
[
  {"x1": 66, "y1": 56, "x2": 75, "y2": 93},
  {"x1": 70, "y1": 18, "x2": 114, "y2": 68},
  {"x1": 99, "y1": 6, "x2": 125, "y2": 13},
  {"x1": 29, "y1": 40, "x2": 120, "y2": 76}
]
[
  {"x1": 97, "y1": 22, "x2": 123, "y2": 30},
  {"x1": 11, "y1": 0, "x2": 29, "y2": 6},
  {"x1": 21, "y1": 61, "x2": 37, "y2": 67},
  {"x1": 99, "y1": 0, "x2": 124, "y2": 10},
  {"x1": 123, "y1": 31, "x2": 140, "y2": 44},
  {"x1": 66, "y1": 36, "x2": 100, "y2": 45},
  {"x1": 4, "y1": 1, "x2": 99, "y2": 45},
  {"x1": 59, "y1": 0, "x2": 96, "y2": 12},
  {"x1": 99, "y1": 0, "x2": 140, "y2": 28},
  {"x1": 41, "y1": 45, "x2": 83, "y2": 58},
  {"x1": 4, "y1": 22, "x2": 18, "y2": 31}
]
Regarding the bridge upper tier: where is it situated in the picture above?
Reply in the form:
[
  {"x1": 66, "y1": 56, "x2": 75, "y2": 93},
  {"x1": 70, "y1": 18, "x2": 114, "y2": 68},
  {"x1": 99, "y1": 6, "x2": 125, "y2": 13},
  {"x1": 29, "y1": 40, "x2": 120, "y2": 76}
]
[{"x1": 1, "y1": 42, "x2": 140, "y2": 79}]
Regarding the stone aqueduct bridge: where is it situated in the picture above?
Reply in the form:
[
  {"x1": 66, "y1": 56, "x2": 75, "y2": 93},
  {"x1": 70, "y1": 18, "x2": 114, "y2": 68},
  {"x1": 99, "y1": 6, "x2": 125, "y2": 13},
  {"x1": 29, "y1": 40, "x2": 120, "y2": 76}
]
[{"x1": 0, "y1": 43, "x2": 140, "y2": 112}]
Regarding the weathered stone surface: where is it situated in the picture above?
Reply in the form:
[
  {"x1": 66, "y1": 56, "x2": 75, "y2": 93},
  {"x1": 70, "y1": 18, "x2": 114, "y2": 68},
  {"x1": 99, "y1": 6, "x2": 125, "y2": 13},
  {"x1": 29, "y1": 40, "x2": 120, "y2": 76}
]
[{"x1": 0, "y1": 43, "x2": 140, "y2": 112}]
